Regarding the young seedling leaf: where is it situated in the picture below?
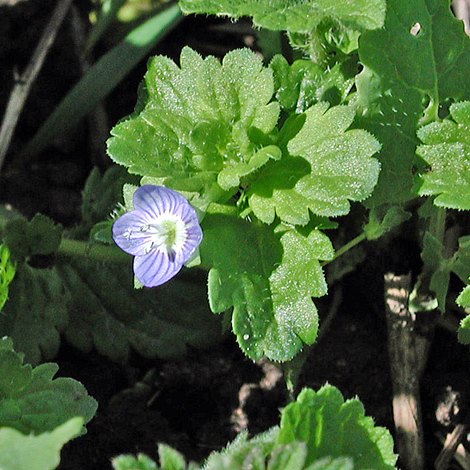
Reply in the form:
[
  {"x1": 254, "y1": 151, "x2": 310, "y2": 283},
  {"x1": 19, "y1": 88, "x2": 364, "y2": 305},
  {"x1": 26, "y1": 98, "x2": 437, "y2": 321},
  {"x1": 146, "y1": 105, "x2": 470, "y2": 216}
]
[
  {"x1": 417, "y1": 101, "x2": 470, "y2": 209},
  {"x1": 356, "y1": 0, "x2": 470, "y2": 206},
  {"x1": 0, "y1": 337, "x2": 96, "y2": 435},
  {"x1": 276, "y1": 385, "x2": 397, "y2": 469},
  {"x1": 107, "y1": 47, "x2": 280, "y2": 209},
  {"x1": 248, "y1": 103, "x2": 381, "y2": 225},
  {"x1": 0, "y1": 417, "x2": 83, "y2": 470},
  {"x1": 270, "y1": 56, "x2": 355, "y2": 113},
  {"x1": 200, "y1": 214, "x2": 334, "y2": 361}
]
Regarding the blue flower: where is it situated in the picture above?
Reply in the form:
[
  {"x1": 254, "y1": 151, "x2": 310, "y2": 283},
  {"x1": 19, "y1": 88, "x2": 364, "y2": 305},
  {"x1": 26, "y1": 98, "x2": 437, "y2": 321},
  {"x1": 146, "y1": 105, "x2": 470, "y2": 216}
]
[{"x1": 112, "y1": 185, "x2": 203, "y2": 287}]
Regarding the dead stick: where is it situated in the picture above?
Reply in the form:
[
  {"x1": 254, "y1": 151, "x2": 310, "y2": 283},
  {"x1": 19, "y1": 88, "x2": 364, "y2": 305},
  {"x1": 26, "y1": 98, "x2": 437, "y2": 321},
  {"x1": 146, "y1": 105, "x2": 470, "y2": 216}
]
[
  {"x1": 384, "y1": 273, "x2": 430, "y2": 470},
  {"x1": 0, "y1": 0, "x2": 73, "y2": 171}
]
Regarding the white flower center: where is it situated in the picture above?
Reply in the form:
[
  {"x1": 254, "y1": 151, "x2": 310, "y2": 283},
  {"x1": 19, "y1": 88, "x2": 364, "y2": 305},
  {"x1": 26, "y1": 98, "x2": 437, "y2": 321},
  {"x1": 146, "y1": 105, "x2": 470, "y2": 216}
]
[{"x1": 140, "y1": 213, "x2": 186, "y2": 257}]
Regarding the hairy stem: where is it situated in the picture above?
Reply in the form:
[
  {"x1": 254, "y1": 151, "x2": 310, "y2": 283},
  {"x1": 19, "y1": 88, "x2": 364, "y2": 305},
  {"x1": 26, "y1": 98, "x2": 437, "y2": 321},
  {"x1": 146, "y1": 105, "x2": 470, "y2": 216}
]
[
  {"x1": 58, "y1": 238, "x2": 129, "y2": 263},
  {"x1": 321, "y1": 231, "x2": 367, "y2": 266}
]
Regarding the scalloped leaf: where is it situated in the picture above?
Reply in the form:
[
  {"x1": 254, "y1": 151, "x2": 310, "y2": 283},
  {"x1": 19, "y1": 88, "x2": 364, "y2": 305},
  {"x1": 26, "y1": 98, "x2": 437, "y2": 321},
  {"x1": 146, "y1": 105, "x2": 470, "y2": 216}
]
[
  {"x1": 0, "y1": 258, "x2": 222, "y2": 365},
  {"x1": 356, "y1": 0, "x2": 470, "y2": 206},
  {"x1": 0, "y1": 337, "x2": 96, "y2": 436},
  {"x1": 248, "y1": 103, "x2": 381, "y2": 225},
  {"x1": 276, "y1": 385, "x2": 397, "y2": 469},
  {"x1": 178, "y1": 0, "x2": 385, "y2": 34},
  {"x1": 200, "y1": 214, "x2": 334, "y2": 361},
  {"x1": 0, "y1": 265, "x2": 69, "y2": 365},
  {"x1": 417, "y1": 101, "x2": 470, "y2": 209},
  {"x1": 0, "y1": 417, "x2": 83, "y2": 470},
  {"x1": 4, "y1": 214, "x2": 62, "y2": 262},
  {"x1": 107, "y1": 47, "x2": 280, "y2": 208},
  {"x1": 59, "y1": 260, "x2": 222, "y2": 362}
]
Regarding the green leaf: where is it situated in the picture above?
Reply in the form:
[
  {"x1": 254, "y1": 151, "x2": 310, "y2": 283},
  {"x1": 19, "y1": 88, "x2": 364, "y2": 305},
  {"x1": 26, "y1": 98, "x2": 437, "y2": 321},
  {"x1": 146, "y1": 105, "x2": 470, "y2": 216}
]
[
  {"x1": 200, "y1": 214, "x2": 334, "y2": 361},
  {"x1": 158, "y1": 443, "x2": 188, "y2": 470},
  {"x1": 21, "y1": 3, "x2": 182, "y2": 159},
  {"x1": 0, "y1": 245, "x2": 15, "y2": 312},
  {"x1": 112, "y1": 453, "x2": 159, "y2": 470},
  {"x1": 417, "y1": 101, "x2": 470, "y2": 209},
  {"x1": 58, "y1": 260, "x2": 223, "y2": 362},
  {"x1": 0, "y1": 265, "x2": 69, "y2": 365},
  {"x1": 0, "y1": 417, "x2": 83, "y2": 470},
  {"x1": 107, "y1": 47, "x2": 280, "y2": 209},
  {"x1": 270, "y1": 56, "x2": 355, "y2": 113},
  {"x1": 0, "y1": 337, "x2": 96, "y2": 435},
  {"x1": 0, "y1": 255, "x2": 222, "y2": 364},
  {"x1": 178, "y1": 0, "x2": 385, "y2": 34},
  {"x1": 458, "y1": 314, "x2": 470, "y2": 345},
  {"x1": 248, "y1": 103, "x2": 381, "y2": 225},
  {"x1": 276, "y1": 385, "x2": 397, "y2": 469},
  {"x1": 356, "y1": 0, "x2": 470, "y2": 206},
  {"x1": 4, "y1": 214, "x2": 62, "y2": 262},
  {"x1": 457, "y1": 284, "x2": 470, "y2": 309}
]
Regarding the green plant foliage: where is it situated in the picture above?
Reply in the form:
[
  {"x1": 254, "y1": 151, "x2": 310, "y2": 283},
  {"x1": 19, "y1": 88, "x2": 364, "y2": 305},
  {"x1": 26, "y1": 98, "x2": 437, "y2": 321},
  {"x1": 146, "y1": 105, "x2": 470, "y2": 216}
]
[
  {"x1": 417, "y1": 101, "x2": 470, "y2": 209},
  {"x1": 200, "y1": 214, "x2": 333, "y2": 361},
  {"x1": 178, "y1": 0, "x2": 385, "y2": 34},
  {"x1": 113, "y1": 453, "x2": 160, "y2": 470},
  {"x1": 248, "y1": 102, "x2": 381, "y2": 225},
  {"x1": 0, "y1": 265, "x2": 69, "y2": 365},
  {"x1": 270, "y1": 55, "x2": 355, "y2": 113},
  {"x1": 0, "y1": 337, "x2": 96, "y2": 435},
  {"x1": 108, "y1": 47, "x2": 280, "y2": 208},
  {"x1": 111, "y1": 385, "x2": 395, "y2": 469},
  {"x1": 59, "y1": 260, "x2": 223, "y2": 362},
  {"x1": 276, "y1": 385, "x2": 397, "y2": 469},
  {"x1": 0, "y1": 417, "x2": 83, "y2": 470},
  {"x1": 4, "y1": 214, "x2": 62, "y2": 262},
  {"x1": 0, "y1": 244, "x2": 15, "y2": 312},
  {"x1": 356, "y1": 0, "x2": 470, "y2": 206},
  {"x1": 0, "y1": 256, "x2": 222, "y2": 364}
]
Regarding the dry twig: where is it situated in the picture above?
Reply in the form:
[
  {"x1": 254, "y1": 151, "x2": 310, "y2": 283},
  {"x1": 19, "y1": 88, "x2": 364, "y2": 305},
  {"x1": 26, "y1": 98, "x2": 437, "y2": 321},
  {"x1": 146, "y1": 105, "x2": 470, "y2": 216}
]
[{"x1": 0, "y1": 0, "x2": 73, "y2": 171}]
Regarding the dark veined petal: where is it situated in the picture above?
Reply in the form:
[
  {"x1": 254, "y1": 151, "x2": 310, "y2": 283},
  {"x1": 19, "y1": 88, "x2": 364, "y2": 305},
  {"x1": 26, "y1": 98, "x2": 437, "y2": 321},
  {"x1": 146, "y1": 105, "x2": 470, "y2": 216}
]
[
  {"x1": 133, "y1": 249, "x2": 181, "y2": 287},
  {"x1": 112, "y1": 210, "x2": 155, "y2": 256},
  {"x1": 133, "y1": 185, "x2": 186, "y2": 220}
]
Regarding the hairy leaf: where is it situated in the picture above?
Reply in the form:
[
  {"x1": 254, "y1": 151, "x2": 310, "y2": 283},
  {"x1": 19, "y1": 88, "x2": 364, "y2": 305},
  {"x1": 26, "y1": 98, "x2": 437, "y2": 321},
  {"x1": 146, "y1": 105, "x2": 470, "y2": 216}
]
[
  {"x1": 0, "y1": 258, "x2": 222, "y2": 365},
  {"x1": 0, "y1": 337, "x2": 96, "y2": 435},
  {"x1": 248, "y1": 102, "x2": 380, "y2": 225},
  {"x1": 178, "y1": 0, "x2": 385, "y2": 34},
  {"x1": 356, "y1": 0, "x2": 470, "y2": 205},
  {"x1": 276, "y1": 385, "x2": 397, "y2": 469},
  {"x1": 4, "y1": 214, "x2": 62, "y2": 262},
  {"x1": 0, "y1": 265, "x2": 69, "y2": 365},
  {"x1": 0, "y1": 418, "x2": 83, "y2": 470},
  {"x1": 107, "y1": 47, "x2": 280, "y2": 209},
  {"x1": 417, "y1": 101, "x2": 470, "y2": 209},
  {"x1": 200, "y1": 214, "x2": 334, "y2": 361}
]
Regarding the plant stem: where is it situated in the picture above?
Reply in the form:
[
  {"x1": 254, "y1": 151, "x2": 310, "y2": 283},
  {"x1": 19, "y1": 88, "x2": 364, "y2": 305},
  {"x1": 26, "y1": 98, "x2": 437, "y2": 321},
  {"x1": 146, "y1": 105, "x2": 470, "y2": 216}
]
[
  {"x1": 321, "y1": 231, "x2": 367, "y2": 266},
  {"x1": 58, "y1": 238, "x2": 130, "y2": 263}
]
